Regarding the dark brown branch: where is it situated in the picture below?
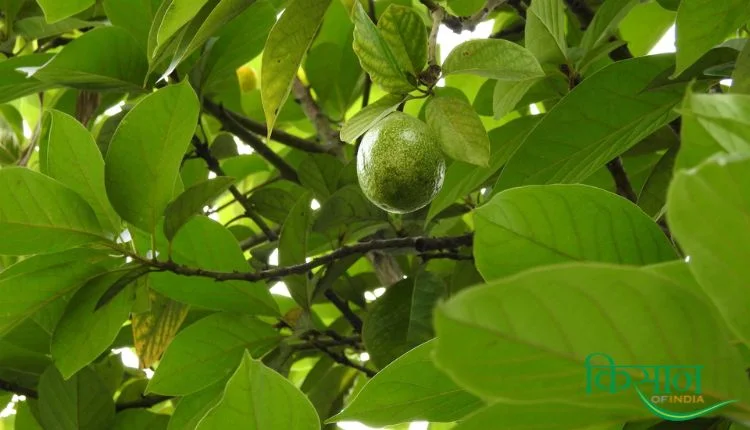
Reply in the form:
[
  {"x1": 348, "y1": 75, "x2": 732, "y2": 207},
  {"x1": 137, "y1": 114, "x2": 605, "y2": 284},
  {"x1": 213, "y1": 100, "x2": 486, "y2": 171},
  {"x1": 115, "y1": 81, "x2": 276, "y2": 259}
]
[
  {"x1": 324, "y1": 289, "x2": 363, "y2": 333},
  {"x1": 420, "y1": 0, "x2": 506, "y2": 33},
  {"x1": 239, "y1": 229, "x2": 279, "y2": 251},
  {"x1": 419, "y1": 251, "x2": 474, "y2": 261},
  {"x1": 0, "y1": 379, "x2": 37, "y2": 399},
  {"x1": 306, "y1": 339, "x2": 375, "y2": 377},
  {"x1": 192, "y1": 137, "x2": 279, "y2": 241},
  {"x1": 124, "y1": 234, "x2": 473, "y2": 284},
  {"x1": 203, "y1": 99, "x2": 331, "y2": 155},
  {"x1": 292, "y1": 78, "x2": 343, "y2": 152},
  {"x1": 606, "y1": 157, "x2": 638, "y2": 203}
]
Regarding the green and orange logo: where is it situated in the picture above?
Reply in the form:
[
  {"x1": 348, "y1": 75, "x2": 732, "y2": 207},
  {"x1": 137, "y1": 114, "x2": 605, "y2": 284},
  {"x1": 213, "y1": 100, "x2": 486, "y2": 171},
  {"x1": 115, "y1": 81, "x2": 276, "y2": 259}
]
[{"x1": 585, "y1": 353, "x2": 736, "y2": 421}]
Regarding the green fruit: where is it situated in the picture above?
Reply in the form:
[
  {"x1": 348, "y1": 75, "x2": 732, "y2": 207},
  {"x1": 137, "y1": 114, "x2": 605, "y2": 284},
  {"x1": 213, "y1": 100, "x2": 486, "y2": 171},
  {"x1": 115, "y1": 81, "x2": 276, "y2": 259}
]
[{"x1": 357, "y1": 112, "x2": 445, "y2": 214}]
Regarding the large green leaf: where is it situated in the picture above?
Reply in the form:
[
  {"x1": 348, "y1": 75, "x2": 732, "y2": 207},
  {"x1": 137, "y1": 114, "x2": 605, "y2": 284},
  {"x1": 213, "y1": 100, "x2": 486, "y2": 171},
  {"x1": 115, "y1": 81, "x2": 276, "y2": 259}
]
[
  {"x1": 496, "y1": 55, "x2": 683, "y2": 190},
  {"x1": 167, "y1": 383, "x2": 224, "y2": 430},
  {"x1": 377, "y1": 4, "x2": 427, "y2": 75},
  {"x1": 363, "y1": 272, "x2": 444, "y2": 369},
  {"x1": 163, "y1": 176, "x2": 234, "y2": 241},
  {"x1": 147, "y1": 313, "x2": 280, "y2": 396},
  {"x1": 427, "y1": 116, "x2": 540, "y2": 221},
  {"x1": 201, "y1": 1, "x2": 276, "y2": 93},
  {"x1": 29, "y1": 27, "x2": 148, "y2": 91},
  {"x1": 35, "y1": 0, "x2": 94, "y2": 23},
  {"x1": 39, "y1": 110, "x2": 120, "y2": 234},
  {"x1": 433, "y1": 264, "x2": 750, "y2": 417},
  {"x1": 13, "y1": 17, "x2": 100, "y2": 40},
  {"x1": 105, "y1": 81, "x2": 199, "y2": 233},
  {"x1": 0, "y1": 54, "x2": 54, "y2": 106},
  {"x1": 675, "y1": 92, "x2": 750, "y2": 169},
  {"x1": 351, "y1": 1, "x2": 414, "y2": 94},
  {"x1": 161, "y1": 0, "x2": 261, "y2": 80},
  {"x1": 732, "y1": 42, "x2": 750, "y2": 95},
  {"x1": 37, "y1": 366, "x2": 115, "y2": 430},
  {"x1": 113, "y1": 410, "x2": 169, "y2": 430},
  {"x1": 475, "y1": 185, "x2": 676, "y2": 280},
  {"x1": 0, "y1": 249, "x2": 116, "y2": 336},
  {"x1": 0, "y1": 167, "x2": 105, "y2": 255},
  {"x1": 312, "y1": 184, "x2": 387, "y2": 236},
  {"x1": 674, "y1": 0, "x2": 750, "y2": 76},
  {"x1": 329, "y1": 340, "x2": 482, "y2": 427},
  {"x1": 524, "y1": 0, "x2": 566, "y2": 64},
  {"x1": 155, "y1": 0, "x2": 210, "y2": 47},
  {"x1": 579, "y1": 0, "x2": 638, "y2": 58},
  {"x1": 261, "y1": 0, "x2": 332, "y2": 133},
  {"x1": 426, "y1": 95, "x2": 490, "y2": 167},
  {"x1": 279, "y1": 193, "x2": 314, "y2": 307},
  {"x1": 103, "y1": 0, "x2": 162, "y2": 52},
  {"x1": 453, "y1": 402, "x2": 633, "y2": 430},
  {"x1": 196, "y1": 351, "x2": 320, "y2": 429},
  {"x1": 150, "y1": 216, "x2": 279, "y2": 316},
  {"x1": 341, "y1": 94, "x2": 406, "y2": 143},
  {"x1": 51, "y1": 271, "x2": 135, "y2": 379},
  {"x1": 442, "y1": 39, "x2": 544, "y2": 81},
  {"x1": 492, "y1": 78, "x2": 540, "y2": 120},
  {"x1": 668, "y1": 154, "x2": 750, "y2": 346}
]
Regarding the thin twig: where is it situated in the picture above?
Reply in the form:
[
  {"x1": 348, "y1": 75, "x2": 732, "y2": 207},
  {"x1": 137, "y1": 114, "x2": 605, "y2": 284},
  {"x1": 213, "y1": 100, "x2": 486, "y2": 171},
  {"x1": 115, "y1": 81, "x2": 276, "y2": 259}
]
[
  {"x1": 420, "y1": 0, "x2": 505, "y2": 34},
  {"x1": 324, "y1": 289, "x2": 363, "y2": 333},
  {"x1": 192, "y1": 137, "x2": 279, "y2": 241},
  {"x1": 239, "y1": 229, "x2": 279, "y2": 251},
  {"x1": 203, "y1": 99, "x2": 331, "y2": 155},
  {"x1": 291, "y1": 78, "x2": 343, "y2": 153},
  {"x1": 208, "y1": 177, "x2": 281, "y2": 215},
  {"x1": 202, "y1": 103, "x2": 300, "y2": 183},
  {"x1": 309, "y1": 341, "x2": 375, "y2": 377},
  {"x1": 117, "y1": 234, "x2": 473, "y2": 284},
  {"x1": 606, "y1": 157, "x2": 638, "y2": 203}
]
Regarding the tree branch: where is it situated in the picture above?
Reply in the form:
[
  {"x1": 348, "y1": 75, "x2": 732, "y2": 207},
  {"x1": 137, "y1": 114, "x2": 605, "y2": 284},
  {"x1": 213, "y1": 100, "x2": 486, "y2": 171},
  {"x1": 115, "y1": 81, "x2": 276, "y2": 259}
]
[
  {"x1": 202, "y1": 103, "x2": 300, "y2": 183},
  {"x1": 192, "y1": 137, "x2": 279, "y2": 241},
  {"x1": 291, "y1": 78, "x2": 343, "y2": 152},
  {"x1": 121, "y1": 234, "x2": 473, "y2": 284},
  {"x1": 420, "y1": 0, "x2": 506, "y2": 34},
  {"x1": 203, "y1": 99, "x2": 331, "y2": 155},
  {"x1": 606, "y1": 157, "x2": 638, "y2": 203},
  {"x1": 323, "y1": 289, "x2": 363, "y2": 333}
]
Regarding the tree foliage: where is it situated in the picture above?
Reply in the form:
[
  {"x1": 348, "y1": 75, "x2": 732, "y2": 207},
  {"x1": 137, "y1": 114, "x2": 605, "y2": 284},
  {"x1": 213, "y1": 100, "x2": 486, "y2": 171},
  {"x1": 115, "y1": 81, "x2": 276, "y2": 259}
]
[{"x1": 0, "y1": 0, "x2": 749, "y2": 429}]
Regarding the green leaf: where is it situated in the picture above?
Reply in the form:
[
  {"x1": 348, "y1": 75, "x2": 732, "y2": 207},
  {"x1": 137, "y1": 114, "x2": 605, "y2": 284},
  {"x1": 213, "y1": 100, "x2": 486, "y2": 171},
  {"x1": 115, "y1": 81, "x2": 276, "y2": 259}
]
[
  {"x1": 433, "y1": 264, "x2": 750, "y2": 414},
  {"x1": 103, "y1": 0, "x2": 162, "y2": 52},
  {"x1": 0, "y1": 249, "x2": 116, "y2": 336},
  {"x1": 0, "y1": 167, "x2": 105, "y2": 255},
  {"x1": 167, "y1": 383, "x2": 224, "y2": 430},
  {"x1": 426, "y1": 95, "x2": 490, "y2": 166},
  {"x1": 201, "y1": 1, "x2": 276, "y2": 94},
  {"x1": 105, "y1": 81, "x2": 199, "y2": 233},
  {"x1": 377, "y1": 4, "x2": 428, "y2": 75},
  {"x1": 156, "y1": 0, "x2": 210, "y2": 47},
  {"x1": 351, "y1": 1, "x2": 415, "y2": 94},
  {"x1": 35, "y1": 0, "x2": 94, "y2": 23},
  {"x1": 442, "y1": 39, "x2": 545, "y2": 81},
  {"x1": 298, "y1": 154, "x2": 342, "y2": 201},
  {"x1": 163, "y1": 176, "x2": 234, "y2": 241},
  {"x1": 51, "y1": 271, "x2": 135, "y2": 379},
  {"x1": 475, "y1": 185, "x2": 676, "y2": 281},
  {"x1": 492, "y1": 78, "x2": 540, "y2": 119},
  {"x1": 732, "y1": 42, "x2": 750, "y2": 95},
  {"x1": 363, "y1": 272, "x2": 443, "y2": 369},
  {"x1": 676, "y1": 92, "x2": 750, "y2": 169},
  {"x1": 37, "y1": 366, "x2": 115, "y2": 430},
  {"x1": 637, "y1": 145, "x2": 677, "y2": 218},
  {"x1": 341, "y1": 93, "x2": 407, "y2": 143},
  {"x1": 279, "y1": 193, "x2": 314, "y2": 307},
  {"x1": 39, "y1": 110, "x2": 120, "y2": 234},
  {"x1": 161, "y1": 0, "x2": 262, "y2": 80},
  {"x1": 113, "y1": 410, "x2": 169, "y2": 430},
  {"x1": 329, "y1": 340, "x2": 482, "y2": 427},
  {"x1": 312, "y1": 184, "x2": 387, "y2": 235},
  {"x1": 496, "y1": 55, "x2": 684, "y2": 190},
  {"x1": 668, "y1": 154, "x2": 750, "y2": 346},
  {"x1": 427, "y1": 116, "x2": 540, "y2": 221},
  {"x1": 246, "y1": 187, "x2": 298, "y2": 224},
  {"x1": 304, "y1": 363, "x2": 358, "y2": 422},
  {"x1": 28, "y1": 27, "x2": 148, "y2": 91},
  {"x1": 0, "y1": 54, "x2": 54, "y2": 104},
  {"x1": 150, "y1": 216, "x2": 279, "y2": 315},
  {"x1": 453, "y1": 402, "x2": 633, "y2": 430},
  {"x1": 196, "y1": 351, "x2": 320, "y2": 430},
  {"x1": 13, "y1": 17, "x2": 100, "y2": 40},
  {"x1": 147, "y1": 313, "x2": 280, "y2": 396},
  {"x1": 305, "y1": 38, "x2": 363, "y2": 121},
  {"x1": 674, "y1": 0, "x2": 750, "y2": 76},
  {"x1": 524, "y1": 0, "x2": 567, "y2": 64},
  {"x1": 261, "y1": 0, "x2": 332, "y2": 133},
  {"x1": 580, "y1": 0, "x2": 638, "y2": 57}
]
